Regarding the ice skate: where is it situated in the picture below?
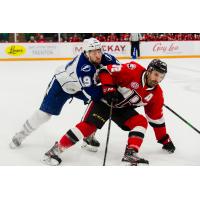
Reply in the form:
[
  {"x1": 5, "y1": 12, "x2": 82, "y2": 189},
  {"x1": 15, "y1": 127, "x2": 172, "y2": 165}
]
[
  {"x1": 42, "y1": 142, "x2": 63, "y2": 166},
  {"x1": 9, "y1": 131, "x2": 28, "y2": 149},
  {"x1": 122, "y1": 146, "x2": 149, "y2": 166},
  {"x1": 81, "y1": 134, "x2": 100, "y2": 152}
]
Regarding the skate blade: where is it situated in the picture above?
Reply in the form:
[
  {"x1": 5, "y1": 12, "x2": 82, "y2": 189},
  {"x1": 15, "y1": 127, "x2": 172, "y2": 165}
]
[
  {"x1": 162, "y1": 148, "x2": 175, "y2": 154},
  {"x1": 81, "y1": 141, "x2": 98, "y2": 152},
  {"x1": 137, "y1": 162, "x2": 149, "y2": 166},
  {"x1": 138, "y1": 159, "x2": 149, "y2": 165},
  {"x1": 121, "y1": 161, "x2": 149, "y2": 166},
  {"x1": 41, "y1": 155, "x2": 60, "y2": 166},
  {"x1": 9, "y1": 141, "x2": 20, "y2": 149},
  {"x1": 121, "y1": 161, "x2": 137, "y2": 166},
  {"x1": 121, "y1": 158, "x2": 149, "y2": 166}
]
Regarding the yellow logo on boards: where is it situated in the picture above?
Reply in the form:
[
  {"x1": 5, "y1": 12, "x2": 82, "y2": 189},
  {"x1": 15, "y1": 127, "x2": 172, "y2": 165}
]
[{"x1": 5, "y1": 45, "x2": 26, "y2": 56}]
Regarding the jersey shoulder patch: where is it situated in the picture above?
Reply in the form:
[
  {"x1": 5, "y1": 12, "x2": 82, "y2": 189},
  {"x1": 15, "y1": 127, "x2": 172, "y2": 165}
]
[
  {"x1": 81, "y1": 64, "x2": 91, "y2": 72},
  {"x1": 127, "y1": 63, "x2": 137, "y2": 70},
  {"x1": 104, "y1": 53, "x2": 113, "y2": 61}
]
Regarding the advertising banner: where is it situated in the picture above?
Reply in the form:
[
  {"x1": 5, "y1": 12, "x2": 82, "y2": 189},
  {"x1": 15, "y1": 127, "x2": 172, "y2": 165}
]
[
  {"x1": 140, "y1": 41, "x2": 200, "y2": 58},
  {"x1": 0, "y1": 42, "x2": 131, "y2": 60}
]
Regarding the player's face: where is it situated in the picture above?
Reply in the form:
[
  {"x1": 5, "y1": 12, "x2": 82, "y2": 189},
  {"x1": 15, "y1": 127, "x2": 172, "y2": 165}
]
[
  {"x1": 146, "y1": 70, "x2": 165, "y2": 87},
  {"x1": 88, "y1": 49, "x2": 102, "y2": 65}
]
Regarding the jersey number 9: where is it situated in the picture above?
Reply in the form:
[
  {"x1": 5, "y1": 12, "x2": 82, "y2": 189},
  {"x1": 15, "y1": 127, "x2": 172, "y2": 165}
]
[{"x1": 79, "y1": 76, "x2": 92, "y2": 87}]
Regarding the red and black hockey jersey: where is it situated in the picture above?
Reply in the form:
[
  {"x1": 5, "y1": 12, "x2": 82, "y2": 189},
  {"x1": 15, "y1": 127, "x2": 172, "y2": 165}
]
[{"x1": 99, "y1": 61, "x2": 167, "y2": 138}]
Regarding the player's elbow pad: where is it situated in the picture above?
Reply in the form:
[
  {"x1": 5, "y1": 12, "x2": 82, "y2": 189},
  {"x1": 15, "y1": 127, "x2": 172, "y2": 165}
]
[{"x1": 99, "y1": 71, "x2": 113, "y2": 86}]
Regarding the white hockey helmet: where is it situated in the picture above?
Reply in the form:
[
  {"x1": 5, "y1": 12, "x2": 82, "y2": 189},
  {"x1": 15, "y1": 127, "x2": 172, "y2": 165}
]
[{"x1": 83, "y1": 38, "x2": 102, "y2": 52}]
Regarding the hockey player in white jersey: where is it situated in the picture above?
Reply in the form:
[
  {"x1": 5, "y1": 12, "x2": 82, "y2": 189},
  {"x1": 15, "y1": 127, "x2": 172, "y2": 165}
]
[{"x1": 9, "y1": 38, "x2": 120, "y2": 151}]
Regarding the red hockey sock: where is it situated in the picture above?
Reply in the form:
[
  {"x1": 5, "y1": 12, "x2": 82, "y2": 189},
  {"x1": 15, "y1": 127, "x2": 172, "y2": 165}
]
[
  {"x1": 124, "y1": 115, "x2": 147, "y2": 152},
  {"x1": 59, "y1": 134, "x2": 74, "y2": 148},
  {"x1": 154, "y1": 127, "x2": 168, "y2": 144},
  {"x1": 128, "y1": 137, "x2": 143, "y2": 152},
  {"x1": 59, "y1": 122, "x2": 97, "y2": 148},
  {"x1": 76, "y1": 121, "x2": 97, "y2": 138}
]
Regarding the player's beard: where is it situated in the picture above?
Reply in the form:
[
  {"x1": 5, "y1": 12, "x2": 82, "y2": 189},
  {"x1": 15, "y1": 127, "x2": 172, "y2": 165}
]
[
  {"x1": 87, "y1": 55, "x2": 101, "y2": 66},
  {"x1": 145, "y1": 72, "x2": 159, "y2": 88},
  {"x1": 147, "y1": 80, "x2": 158, "y2": 87},
  {"x1": 91, "y1": 58, "x2": 101, "y2": 66}
]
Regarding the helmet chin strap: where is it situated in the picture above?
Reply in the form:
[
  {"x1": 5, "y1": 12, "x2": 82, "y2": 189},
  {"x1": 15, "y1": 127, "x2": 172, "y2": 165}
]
[
  {"x1": 86, "y1": 52, "x2": 93, "y2": 64},
  {"x1": 145, "y1": 71, "x2": 154, "y2": 88},
  {"x1": 84, "y1": 51, "x2": 91, "y2": 62},
  {"x1": 85, "y1": 51, "x2": 89, "y2": 58},
  {"x1": 144, "y1": 71, "x2": 148, "y2": 84}
]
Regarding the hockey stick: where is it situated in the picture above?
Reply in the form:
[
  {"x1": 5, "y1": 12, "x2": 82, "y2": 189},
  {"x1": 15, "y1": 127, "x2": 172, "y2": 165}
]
[
  {"x1": 164, "y1": 104, "x2": 200, "y2": 134},
  {"x1": 103, "y1": 102, "x2": 113, "y2": 166}
]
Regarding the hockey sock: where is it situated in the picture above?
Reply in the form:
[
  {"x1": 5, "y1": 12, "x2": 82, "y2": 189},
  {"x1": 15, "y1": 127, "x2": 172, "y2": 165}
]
[
  {"x1": 20, "y1": 109, "x2": 51, "y2": 135},
  {"x1": 59, "y1": 131, "x2": 75, "y2": 148},
  {"x1": 153, "y1": 127, "x2": 169, "y2": 144},
  {"x1": 124, "y1": 114, "x2": 148, "y2": 152},
  {"x1": 59, "y1": 122, "x2": 97, "y2": 148},
  {"x1": 76, "y1": 121, "x2": 97, "y2": 138},
  {"x1": 128, "y1": 131, "x2": 145, "y2": 152}
]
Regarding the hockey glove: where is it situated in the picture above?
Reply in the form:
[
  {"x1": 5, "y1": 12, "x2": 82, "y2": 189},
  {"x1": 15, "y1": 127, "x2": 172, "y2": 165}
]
[
  {"x1": 158, "y1": 134, "x2": 176, "y2": 153},
  {"x1": 162, "y1": 141, "x2": 176, "y2": 153},
  {"x1": 103, "y1": 85, "x2": 123, "y2": 106}
]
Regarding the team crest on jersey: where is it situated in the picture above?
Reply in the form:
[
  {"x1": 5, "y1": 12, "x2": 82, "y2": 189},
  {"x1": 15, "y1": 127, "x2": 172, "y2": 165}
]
[
  {"x1": 127, "y1": 63, "x2": 136, "y2": 70},
  {"x1": 81, "y1": 65, "x2": 91, "y2": 72},
  {"x1": 131, "y1": 81, "x2": 139, "y2": 89},
  {"x1": 104, "y1": 53, "x2": 112, "y2": 61}
]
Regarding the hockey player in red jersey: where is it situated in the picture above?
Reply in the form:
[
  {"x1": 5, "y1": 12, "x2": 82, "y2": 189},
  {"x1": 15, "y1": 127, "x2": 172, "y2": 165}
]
[{"x1": 42, "y1": 59, "x2": 175, "y2": 166}]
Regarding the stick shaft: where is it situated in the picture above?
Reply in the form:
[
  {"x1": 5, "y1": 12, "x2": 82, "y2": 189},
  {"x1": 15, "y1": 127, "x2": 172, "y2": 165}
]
[
  {"x1": 103, "y1": 102, "x2": 113, "y2": 166},
  {"x1": 164, "y1": 104, "x2": 200, "y2": 134}
]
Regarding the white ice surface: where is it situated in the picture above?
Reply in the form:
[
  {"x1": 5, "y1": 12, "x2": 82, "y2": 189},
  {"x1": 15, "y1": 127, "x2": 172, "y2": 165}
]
[{"x1": 0, "y1": 58, "x2": 200, "y2": 166}]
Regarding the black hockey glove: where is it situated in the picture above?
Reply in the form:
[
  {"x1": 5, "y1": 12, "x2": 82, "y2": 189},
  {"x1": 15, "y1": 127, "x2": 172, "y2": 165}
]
[
  {"x1": 158, "y1": 134, "x2": 176, "y2": 153},
  {"x1": 102, "y1": 84, "x2": 124, "y2": 106},
  {"x1": 162, "y1": 141, "x2": 176, "y2": 153},
  {"x1": 104, "y1": 90, "x2": 124, "y2": 106}
]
